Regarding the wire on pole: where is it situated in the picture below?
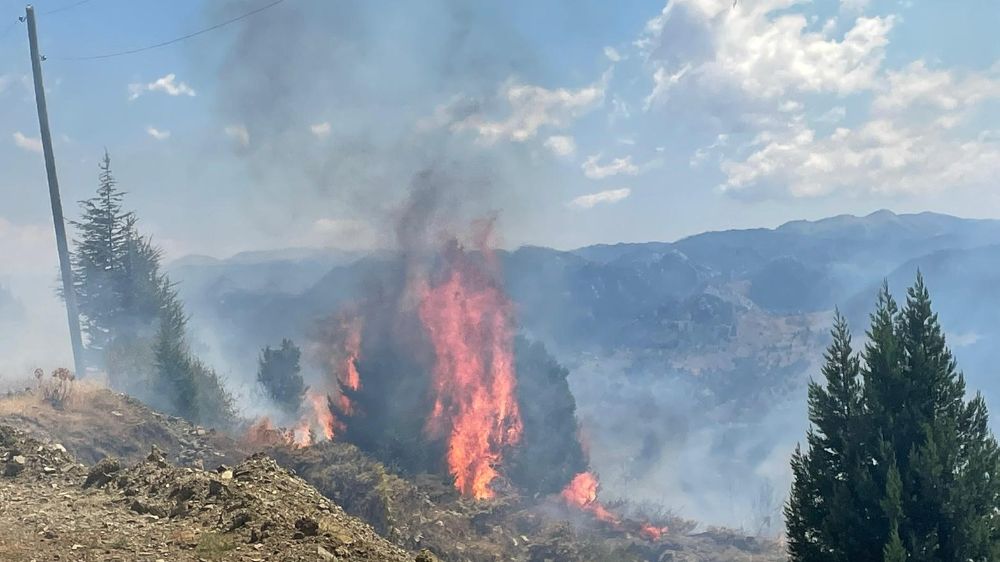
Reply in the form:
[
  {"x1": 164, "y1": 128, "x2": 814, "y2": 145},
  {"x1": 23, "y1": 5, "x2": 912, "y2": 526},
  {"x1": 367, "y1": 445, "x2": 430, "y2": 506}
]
[{"x1": 47, "y1": 0, "x2": 288, "y2": 61}]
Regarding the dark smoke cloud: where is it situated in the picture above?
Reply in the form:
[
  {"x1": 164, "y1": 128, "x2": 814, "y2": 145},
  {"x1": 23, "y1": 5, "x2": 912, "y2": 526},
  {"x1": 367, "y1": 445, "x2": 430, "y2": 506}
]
[{"x1": 200, "y1": 0, "x2": 557, "y2": 248}]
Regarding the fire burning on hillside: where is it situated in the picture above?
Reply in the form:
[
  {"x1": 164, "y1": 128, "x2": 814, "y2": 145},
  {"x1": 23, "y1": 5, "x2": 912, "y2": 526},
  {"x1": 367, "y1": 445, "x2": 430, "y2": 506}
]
[
  {"x1": 418, "y1": 244, "x2": 522, "y2": 500},
  {"x1": 562, "y1": 471, "x2": 619, "y2": 525}
]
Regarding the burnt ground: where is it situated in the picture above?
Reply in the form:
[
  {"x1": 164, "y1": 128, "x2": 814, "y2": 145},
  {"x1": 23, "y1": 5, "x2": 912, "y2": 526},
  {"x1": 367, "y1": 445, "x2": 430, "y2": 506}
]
[{"x1": 0, "y1": 383, "x2": 786, "y2": 562}]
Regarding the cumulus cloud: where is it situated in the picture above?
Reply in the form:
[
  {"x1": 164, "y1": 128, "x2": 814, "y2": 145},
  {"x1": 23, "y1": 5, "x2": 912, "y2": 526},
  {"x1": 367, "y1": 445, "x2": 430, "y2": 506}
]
[
  {"x1": 12, "y1": 132, "x2": 42, "y2": 153},
  {"x1": 145, "y1": 126, "x2": 171, "y2": 141},
  {"x1": 224, "y1": 124, "x2": 250, "y2": 147},
  {"x1": 640, "y1": 0, "x2": 894, "y2": 105},
  {"x1": 544, "y1": 135, "x2": 576, "y2": 157},
  {"x1": 604, "y1": 46, "x2": 623, "y2": 62},
  {"x1": 568, "y1": 187, "x2": 632, "y2": 209},
  {"x1": 720, "y1": 119, "x2": 1000, "y2": 198},
  {"x1": 633, "y1": 1, "x2": 999, "y2": 201},
  {"x1": 873, "y1": 60, "x2": 1000, "y2": 114},
  {"x1": 582, "y1": 154, "x2": 640, "y2": 179},
  {"x1": 310, "y1": 121, "x2": 332, "y2": 139},
  {"x1": 449, "y1": 72, "x2": 609, "y2": 143},
  {"x1": 128, "y1": 73, "x2": 196, "y2": 101}
]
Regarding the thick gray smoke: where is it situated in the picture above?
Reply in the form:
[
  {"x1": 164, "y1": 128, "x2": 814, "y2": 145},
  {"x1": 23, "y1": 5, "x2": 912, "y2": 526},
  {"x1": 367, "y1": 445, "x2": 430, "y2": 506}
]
[
  {"x1": 194, "y1": 0, "x2": 568, "y2": 251},
  {"x1": 183, "y1": 0, "x2": 586, "y2": 409}
]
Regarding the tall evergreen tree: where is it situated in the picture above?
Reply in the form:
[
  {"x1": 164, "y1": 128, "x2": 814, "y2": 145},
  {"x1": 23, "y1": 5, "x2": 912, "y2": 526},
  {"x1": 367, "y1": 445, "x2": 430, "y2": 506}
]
[
  {"x1": 787, "y1": 275, "x2": 1000, "y2": 561},
  {"x1": 71, "y1": 151, "x2": 133, "y2": 352},
  {"x1": 70, "y1": 151, "x2": 236, "y2": 427},
  {"x1": 257, "y1": 338, "x2": 307, "y2": 416}
]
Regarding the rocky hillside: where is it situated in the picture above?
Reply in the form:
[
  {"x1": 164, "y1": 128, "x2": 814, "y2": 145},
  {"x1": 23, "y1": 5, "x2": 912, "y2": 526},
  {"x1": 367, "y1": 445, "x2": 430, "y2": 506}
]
[
  {"x1": 0, "y1": 383, "x2": 785, "y2": 561},
  {"x1": 0, "y1": 424, "x2": 419, "y2": 562}
]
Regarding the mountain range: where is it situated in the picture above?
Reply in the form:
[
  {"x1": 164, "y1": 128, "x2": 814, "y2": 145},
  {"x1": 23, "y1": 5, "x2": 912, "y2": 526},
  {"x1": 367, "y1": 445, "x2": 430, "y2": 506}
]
[{"x1": 167, "y1": 210, "x2": 1000, "y2": 527}]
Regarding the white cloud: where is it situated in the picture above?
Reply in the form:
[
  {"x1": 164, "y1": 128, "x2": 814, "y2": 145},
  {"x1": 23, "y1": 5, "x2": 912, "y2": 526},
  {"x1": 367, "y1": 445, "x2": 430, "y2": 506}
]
[
  {"x1": 717, "y1": 52, "x2": 1000, "y2": 198},
  {"x1": 840, "y1": 0, "x2": 871, "y2": 13},
  {"x1": 569, "y1": 188, "x2": 632, "y2": 209},
  {"x1": 582, "y1": 154, "x2": 640, "y2": 179},
  {"x1": 145, "y1": 126, "x2": 171, "y2": 141},
  {"x1": 450, "y1": 72, "x2": 609, "y2": 143},
  {"x1": 720, "y1": 118, "x2": 1000, "y2": 198},
  {"x1": 12, "y1": 131, "x2": 42, "y2": 153},
  {"x1": 225, "y1": 125, "x2": 250, "y2": 147},
  {"x1": 690, "y1": 133, "x2": 729, "y2": 167},
  {"x1": 128, "y1": 73, "x2": 196, "y2": 101},
  {"x1": 644, "y1": 64, "x2": 690, "y2": 110},
  {"x1": 604, "y1": 46, "x2": 623, "y2": 62},
  {"x1": 544, "y1": 135, "x2": 577, "y2": 157},
  {"x1": 310, "y1": 122, "x2": 332, "y2": 139},
  {"x1": 873, "y1": 60, "x2": 1000, "y2": 114},
  {"x1": 640, "y1": 0, "x2": 894, "y2": 106}
]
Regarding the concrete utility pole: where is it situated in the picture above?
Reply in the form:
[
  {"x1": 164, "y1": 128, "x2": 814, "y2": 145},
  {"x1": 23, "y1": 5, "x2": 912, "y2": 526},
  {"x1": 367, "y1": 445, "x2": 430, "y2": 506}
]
[{"x1": 24, "y1": 4, "x2": 86, "y2": 378}]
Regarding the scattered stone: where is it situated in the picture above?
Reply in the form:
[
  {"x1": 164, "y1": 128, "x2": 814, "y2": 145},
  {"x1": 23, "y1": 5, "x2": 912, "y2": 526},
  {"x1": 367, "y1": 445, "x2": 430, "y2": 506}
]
[{"x1": 83, "y1": 457, "x2": 121, "y2": 489}]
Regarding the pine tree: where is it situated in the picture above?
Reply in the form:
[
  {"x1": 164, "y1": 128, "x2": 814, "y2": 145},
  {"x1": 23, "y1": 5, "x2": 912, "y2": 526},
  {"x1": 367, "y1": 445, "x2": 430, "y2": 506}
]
[
  {"x1": 153, "y1": 283, "x2": 198, "y2": 421},
  {"x1": 153, "y1": 282, "x2": 236, "y2": 426},
  {"x1": 70, "y1": 151, "x2": 235, "y2": 428},
  {"x1": 787, "y1": 275, "x2": 1000, "y2": 561},
  {"x1": 71, "y1": 151, "x2": 132, "y2": 352},
  {"x1": 786, "y1": 311, "x2": 878, "y2": 561},
  {"x1": 257, "y1": 338, "x2": 306, "y2": 416}
]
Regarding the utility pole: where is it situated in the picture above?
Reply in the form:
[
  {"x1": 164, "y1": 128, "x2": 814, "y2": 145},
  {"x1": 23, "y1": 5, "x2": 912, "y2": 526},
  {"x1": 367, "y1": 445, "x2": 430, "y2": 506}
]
[{"x1": 24, "y1": 4, "x2": 86, "y2": 378}]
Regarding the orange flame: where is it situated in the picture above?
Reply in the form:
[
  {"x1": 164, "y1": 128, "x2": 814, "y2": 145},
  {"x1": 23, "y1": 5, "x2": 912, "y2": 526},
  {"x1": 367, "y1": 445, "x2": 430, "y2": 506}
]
[
  {"x1": 639, "y1": 523, "x2": 670, "y2": 541},
  {"x1": 246, "y1": 417, "x2": 295, "y2": 448},
  {"x1": 307, "y1": 390, "x2": 337, "y2": 441},
  {"x1": 342, "y1": 317, "x2": 362, "y2": 392},
  {"x1": 293, "y1": 419, "x2": 313, "y2": 447},
  {"x1": 561, "y1": 472, "x2": 619, "y2": 525},
  {"x1": 418, "y1": 247, "x2": 522, "y2": 500}
]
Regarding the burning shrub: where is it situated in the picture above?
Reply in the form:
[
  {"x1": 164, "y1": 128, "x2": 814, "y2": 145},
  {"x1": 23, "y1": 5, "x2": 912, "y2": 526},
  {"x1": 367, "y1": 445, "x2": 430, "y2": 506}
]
[{"x1": 308, "y1": 240, "x2": 587, "y2": 501}]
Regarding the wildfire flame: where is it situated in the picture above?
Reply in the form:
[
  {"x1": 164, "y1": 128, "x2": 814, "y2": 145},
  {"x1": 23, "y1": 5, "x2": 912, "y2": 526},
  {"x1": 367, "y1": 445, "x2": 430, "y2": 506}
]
[
  {"x1": 342, "y1": 316, "x2": 362, "y2": 392},
  {"x1": 418, "y1": 245, "x2": 522, "y2": 500},
  {"x1": 639, "y1": 523, "x2": 670, "y2": 541},
  {"x1": 561, "y1": 471, "x2": 669, "y2": 541},
  {"x1": 307, "y1": 390, "x2": 337, "y2": 441},
  {"x1": 561, "y1": 472, "x2": 619, "y2": 525},
  {"x1": 246, "y1": 417, "x2": 295, "y2": 448}
]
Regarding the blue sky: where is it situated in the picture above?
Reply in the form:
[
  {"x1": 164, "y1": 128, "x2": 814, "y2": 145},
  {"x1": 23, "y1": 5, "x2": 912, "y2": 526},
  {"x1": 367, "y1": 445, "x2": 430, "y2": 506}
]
[{"x1": 0, "y1": 0, "x2": 998, "y2": 274}]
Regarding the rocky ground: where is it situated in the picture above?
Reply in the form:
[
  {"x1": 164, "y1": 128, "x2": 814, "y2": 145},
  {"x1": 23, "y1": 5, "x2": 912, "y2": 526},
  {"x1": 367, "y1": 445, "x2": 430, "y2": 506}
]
[
  {"x1": 0, "y1": 424, "x2": 428, "y2": 562},
  {"x1": 0, "y1": 383, "x2": 785, "y2": 561}
]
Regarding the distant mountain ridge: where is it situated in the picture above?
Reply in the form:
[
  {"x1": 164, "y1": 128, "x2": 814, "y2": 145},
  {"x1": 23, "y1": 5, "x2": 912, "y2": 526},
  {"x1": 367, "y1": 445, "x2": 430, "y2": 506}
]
[{"x1": 168, "y1": 209, "x2": 1000, "y2": 526}]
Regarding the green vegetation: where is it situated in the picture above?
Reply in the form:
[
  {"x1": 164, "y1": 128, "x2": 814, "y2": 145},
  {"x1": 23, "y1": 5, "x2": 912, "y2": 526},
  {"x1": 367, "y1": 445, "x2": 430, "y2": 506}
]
[
  {"x1": 257, "y1": 338, "x2": 307, "y2": 415},
  {"x1": 70, "y1": 151, "x2": 234, "y2": 427},
  {"x1": 787, "y1": 274, "x2": 1000, "y2": 560}
]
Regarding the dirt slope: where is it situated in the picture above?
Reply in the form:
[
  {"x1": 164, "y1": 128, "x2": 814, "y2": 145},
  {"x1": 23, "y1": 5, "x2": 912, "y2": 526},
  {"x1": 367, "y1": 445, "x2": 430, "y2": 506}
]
[
  {"x1": 0, "y1": 384, "x2": 786, "y2": 561},
  {"x1": 0, "y1": 424, "x2": 422, "y2": 562}
]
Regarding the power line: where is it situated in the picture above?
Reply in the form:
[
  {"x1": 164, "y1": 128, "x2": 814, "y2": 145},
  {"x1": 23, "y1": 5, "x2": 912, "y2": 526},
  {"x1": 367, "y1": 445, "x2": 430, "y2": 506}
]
[
  {"x1": 43, "y1": 0, "x2": 96, "y2": 16},
  {"x1": 48, "y1": 0, "x2": 288, "y2": 61}
]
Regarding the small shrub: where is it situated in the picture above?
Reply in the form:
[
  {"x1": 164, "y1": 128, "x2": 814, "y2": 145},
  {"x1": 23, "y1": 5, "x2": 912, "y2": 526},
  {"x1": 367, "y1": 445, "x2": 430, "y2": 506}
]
[{"x1": 36, "y1": 367, "x2": 75, "y2": 409}]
